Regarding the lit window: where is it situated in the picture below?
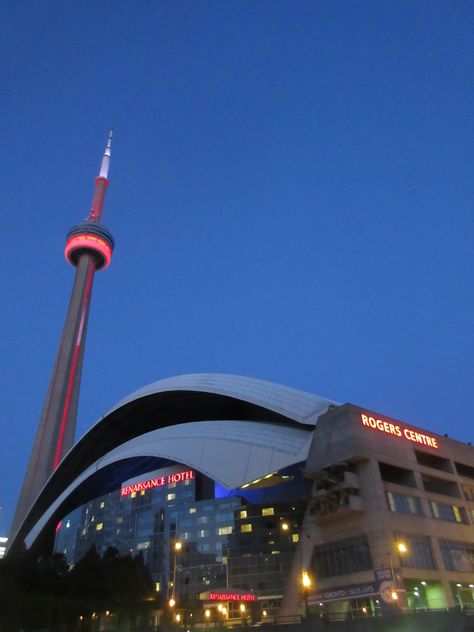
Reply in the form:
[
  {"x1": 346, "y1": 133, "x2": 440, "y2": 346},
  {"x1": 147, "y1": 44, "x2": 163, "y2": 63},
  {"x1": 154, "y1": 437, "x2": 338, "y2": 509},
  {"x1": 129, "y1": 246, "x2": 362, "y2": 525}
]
[
  {"x1": 262, "y1": 508, "x2": 274, "y2": 516},
  {"x1": 131, "y1": 492, "x2": 137, "y2": 498},
  {"x1": 116, "y1": 517, "x2": 123, "y2": 524},
  {"x1": 140, "y1": 490, "x2": 146, "y2": 496},
  {"x1": 155, "y1": 582, "x2": 161, "y2": 592},
  {"x1": 96, "y1": 523, "x2": 103, "y2": 531},
  {"x1": 137, "y1": 541, "x2": 150, "y2": 550},
  {"x1": 184, "y1": 480, "x2": 190, "y2": 486},
  {"x1": 99, "y1": 501, "x2": 105, "y2": 508},
  {"x1": 167, "y1": 493, "x2": 176, "y2": 501},
  {"x1": 91, "y1": 516, "x2": 95, "y2": 522},
  {"x1": 271, "y1": 550, "x2": 280, "y2": 555},
  {"x1": 292, "y1": 534, "x2": 299, "y2": 543},
  {"x1": 239, "y1": 510, "x2": 247, "y2": 519},
  {"x1": 199, "y1": 529, "x2": 209, "y2": 538},
  {"x1": 241, "y1": 524, "x2": 252, "y2": 533},
  {"x1": 168, "y1": 482, "x2": 176, "y2": 489},
  {"x1": 218, "y1": 526, "x2": 233, "y2": 536},
  {"x1": 189, "y1": 507, "x2": 197, "y2": 514},
  {"x1": 66, "y1": 520, "x2": 71, "y2": 528}
]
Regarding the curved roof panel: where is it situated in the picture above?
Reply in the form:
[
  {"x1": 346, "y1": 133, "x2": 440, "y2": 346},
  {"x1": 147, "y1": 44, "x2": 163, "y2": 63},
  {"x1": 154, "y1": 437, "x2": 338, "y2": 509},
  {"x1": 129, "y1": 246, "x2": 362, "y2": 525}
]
[{"x1": 107, "y1": 373, "x2": 337, "y2": 426}]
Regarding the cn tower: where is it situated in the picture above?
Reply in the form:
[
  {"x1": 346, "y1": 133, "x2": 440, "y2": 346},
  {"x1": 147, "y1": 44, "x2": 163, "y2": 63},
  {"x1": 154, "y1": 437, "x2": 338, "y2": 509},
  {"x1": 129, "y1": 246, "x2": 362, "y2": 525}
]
[{"x1": 10, "y1": 133, "x2": 115, "y2": 542}]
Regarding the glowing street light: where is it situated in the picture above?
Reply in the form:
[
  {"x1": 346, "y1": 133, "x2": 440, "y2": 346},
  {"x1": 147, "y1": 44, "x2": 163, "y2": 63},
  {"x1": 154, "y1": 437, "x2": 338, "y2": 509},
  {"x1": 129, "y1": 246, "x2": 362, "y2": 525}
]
[
  {"x1": 302, "y1": 571, "x2": 311, "y2": 588},
  {"x1": 175, "y1": 541, "x2": 183, "y2": 551},
  {"x1": 239, "y1": 604, "x2": 246, "y2": 613},
  {"x1": 204, "y1": 609, "x2": 211, "y2": 619},
  {"x1": 175, "y1": 614, "x2": 181, "y2": 623},
  {"x1": 396, "y1": 542, "x2": 408, "y2": 555},
  {"x1": 169, "y1": 598, "x2": 176, "y2": 608},
  {"x1": 281, "y1": 522, "x2": 289, "y2": 531}
]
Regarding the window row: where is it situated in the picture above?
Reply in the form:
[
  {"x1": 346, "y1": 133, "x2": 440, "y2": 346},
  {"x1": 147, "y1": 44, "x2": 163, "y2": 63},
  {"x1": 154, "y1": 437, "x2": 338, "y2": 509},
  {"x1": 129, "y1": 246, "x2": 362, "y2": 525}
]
[{"x1": 386, "y1": 492, "x2": 470, "y2": 524}]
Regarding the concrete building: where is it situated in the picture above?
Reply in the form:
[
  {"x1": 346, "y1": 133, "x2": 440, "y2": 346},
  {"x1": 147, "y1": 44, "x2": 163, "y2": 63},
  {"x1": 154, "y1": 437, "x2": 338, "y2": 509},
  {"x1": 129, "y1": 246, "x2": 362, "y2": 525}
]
[
  {"x1": 9, "y1": 374, "x2": 474, "y2": 619},
  {"x1": 283, "y1": 402, "x2": 474, "y2": 618}
]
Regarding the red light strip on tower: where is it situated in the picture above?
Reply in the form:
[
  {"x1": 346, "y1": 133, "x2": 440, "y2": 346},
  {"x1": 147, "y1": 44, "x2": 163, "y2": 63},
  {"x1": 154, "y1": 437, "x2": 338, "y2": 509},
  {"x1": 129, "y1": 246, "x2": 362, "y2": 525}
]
[{"x1": 53, "y1": 261, "x2": 95, "y2": 469}]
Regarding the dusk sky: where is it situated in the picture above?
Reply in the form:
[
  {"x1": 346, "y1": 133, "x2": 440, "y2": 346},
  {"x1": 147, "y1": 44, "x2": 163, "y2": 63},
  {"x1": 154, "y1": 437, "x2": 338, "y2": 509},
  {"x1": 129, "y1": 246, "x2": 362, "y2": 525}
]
[{"x1": 1, "y1": 1, "x2": 473, "y2": 534}]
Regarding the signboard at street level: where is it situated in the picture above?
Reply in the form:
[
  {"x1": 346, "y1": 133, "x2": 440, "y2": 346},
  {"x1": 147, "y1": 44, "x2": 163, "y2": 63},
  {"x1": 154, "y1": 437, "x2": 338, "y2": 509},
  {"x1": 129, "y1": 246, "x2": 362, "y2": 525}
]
[
  {"x1": 307, "y1": 581, "x2": 377, "y2": 604},
  {"x1": 209, "y1": 593, "x2": 256, "y2": 602}
]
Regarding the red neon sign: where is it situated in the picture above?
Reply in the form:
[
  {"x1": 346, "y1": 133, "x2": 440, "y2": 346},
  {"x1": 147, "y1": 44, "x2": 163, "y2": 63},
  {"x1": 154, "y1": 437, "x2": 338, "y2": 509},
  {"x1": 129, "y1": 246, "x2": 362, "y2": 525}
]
[
  {"x1": 361, "y1": 414, "x2": 438, "y2": 449},
  {"x1": 209, "y1": 593, "x2": 256, "y2": 602},
  {"x1": 121, "y1": 469, "x2": 195, "y2": 496}
]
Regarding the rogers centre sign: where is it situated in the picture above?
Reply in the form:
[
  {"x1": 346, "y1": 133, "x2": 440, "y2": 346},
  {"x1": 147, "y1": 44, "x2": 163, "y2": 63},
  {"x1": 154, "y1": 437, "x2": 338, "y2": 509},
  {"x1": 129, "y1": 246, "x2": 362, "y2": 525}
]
[
  {"x1": 361, "y1": 414, "x2": 439, "y2": 449},
  {"x1": 121, "y1": 469, "x2": 195, "y2": 496},
  {"x1": 209, "y1": 593, "x2": 256, "y2": 602}
]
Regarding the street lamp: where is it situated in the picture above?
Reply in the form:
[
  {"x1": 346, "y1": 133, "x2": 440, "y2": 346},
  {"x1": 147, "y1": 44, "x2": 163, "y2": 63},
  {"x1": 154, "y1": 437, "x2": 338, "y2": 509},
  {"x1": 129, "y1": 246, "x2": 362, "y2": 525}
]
[
  {"x1": 301, "y1": 570, "x2": 311, "y2": 617},
  {"x1": 170, "y1": 540, "x2": 182, "y2": 607},
  {"x1": 383, "y1": 540, "x2": 408, "y2": 603}
]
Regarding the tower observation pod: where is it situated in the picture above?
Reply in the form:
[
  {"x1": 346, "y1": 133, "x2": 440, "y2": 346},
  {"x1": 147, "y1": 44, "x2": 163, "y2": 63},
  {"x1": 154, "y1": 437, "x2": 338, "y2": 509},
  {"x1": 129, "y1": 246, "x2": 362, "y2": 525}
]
[{"x1": 9, "y1": 133, "x2": 115, "y2": 549}]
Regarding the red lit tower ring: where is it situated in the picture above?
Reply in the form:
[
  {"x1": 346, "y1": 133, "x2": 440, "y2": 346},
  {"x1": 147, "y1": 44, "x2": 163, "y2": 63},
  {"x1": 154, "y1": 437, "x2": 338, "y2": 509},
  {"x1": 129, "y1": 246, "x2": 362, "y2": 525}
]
[{"x1": 65, "y1": 222, "x2": 114, "y2": 270}]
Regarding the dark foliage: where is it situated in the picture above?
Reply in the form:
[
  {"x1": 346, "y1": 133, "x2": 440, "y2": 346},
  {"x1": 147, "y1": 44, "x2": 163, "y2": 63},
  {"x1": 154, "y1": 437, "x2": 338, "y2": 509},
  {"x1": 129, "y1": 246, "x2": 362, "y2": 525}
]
[{"x1": 0, "y1": 546, "x2": 155, "y2": 632}]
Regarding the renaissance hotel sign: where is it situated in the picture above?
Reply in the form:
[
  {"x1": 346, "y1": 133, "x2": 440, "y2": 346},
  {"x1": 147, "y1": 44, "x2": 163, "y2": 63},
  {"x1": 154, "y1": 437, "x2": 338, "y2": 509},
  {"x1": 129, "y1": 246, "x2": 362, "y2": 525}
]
[
  {"x1": 361, "y1": 414, "x2": 439, "y2": 449},
  {"x1": 121, "y1": 469, "x2": 195, "y2": 496}
]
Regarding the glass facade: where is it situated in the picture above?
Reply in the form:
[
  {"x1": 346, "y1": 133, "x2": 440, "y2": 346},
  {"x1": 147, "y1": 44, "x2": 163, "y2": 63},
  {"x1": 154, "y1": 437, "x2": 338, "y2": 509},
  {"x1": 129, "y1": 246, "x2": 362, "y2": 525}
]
[
  {"x1": 429, "y1": 501, "x2": 469, "y2": 524},
  {"x1": 396, "y1": 534, "x2": 436, "y2": 570},
  {"x1": 440, "y1": 540, "x2": 474, "y2": 573},
  {"x1": 386, "y1": 492, "x2": 423, "y2": 516},
  {"x1": 55, "y1": 462, "x2": 308, "y2": 608},
  {"x1": 310, "y1": 535, "x2": 372, "y2": 579}
]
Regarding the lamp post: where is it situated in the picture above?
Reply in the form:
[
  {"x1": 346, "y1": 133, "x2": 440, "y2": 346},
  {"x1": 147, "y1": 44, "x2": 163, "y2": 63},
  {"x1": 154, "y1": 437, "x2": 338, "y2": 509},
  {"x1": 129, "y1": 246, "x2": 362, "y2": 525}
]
[
  {"x1": 301, "y1": 570, "x2": 311, "y2": 618},
  {"x1": 170, "y1": 541, "x2": 182, "y2": 607},
  {"x1": 380, "y1": 541, "x2": 408, "y2": 604}
]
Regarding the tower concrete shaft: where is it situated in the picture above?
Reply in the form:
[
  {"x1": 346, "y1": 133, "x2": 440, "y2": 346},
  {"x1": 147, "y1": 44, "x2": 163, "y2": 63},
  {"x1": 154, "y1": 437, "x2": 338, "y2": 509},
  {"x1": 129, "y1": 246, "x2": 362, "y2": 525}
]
[{"x1": 10, "y1": 134, "x2": 115, "y2": 545}]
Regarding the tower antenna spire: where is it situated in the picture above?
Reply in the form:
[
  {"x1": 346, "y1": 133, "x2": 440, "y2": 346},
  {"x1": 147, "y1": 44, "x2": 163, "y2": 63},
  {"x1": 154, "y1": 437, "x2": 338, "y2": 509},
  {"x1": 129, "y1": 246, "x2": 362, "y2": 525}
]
[
  {"x1": 90, "y1": 129, "x2": 113, "y2": 221},
  {"x1": 98, "y1": 129, "x2": 113, "y2": 180}
]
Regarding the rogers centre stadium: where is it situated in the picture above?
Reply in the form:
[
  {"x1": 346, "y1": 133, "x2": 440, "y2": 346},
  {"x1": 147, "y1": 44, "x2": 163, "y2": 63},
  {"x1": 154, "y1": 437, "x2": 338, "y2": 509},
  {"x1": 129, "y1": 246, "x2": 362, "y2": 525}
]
[{"x1": 10, "y1": 373, "x2": 474, "y2": 620}]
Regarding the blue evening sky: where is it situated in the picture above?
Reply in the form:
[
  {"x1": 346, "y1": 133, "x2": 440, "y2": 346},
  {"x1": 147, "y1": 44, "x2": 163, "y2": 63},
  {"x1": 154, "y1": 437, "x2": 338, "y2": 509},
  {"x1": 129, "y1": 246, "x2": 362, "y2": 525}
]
[{"x1": 1, "y1": 1, "x2": 473, "y2": 533}]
